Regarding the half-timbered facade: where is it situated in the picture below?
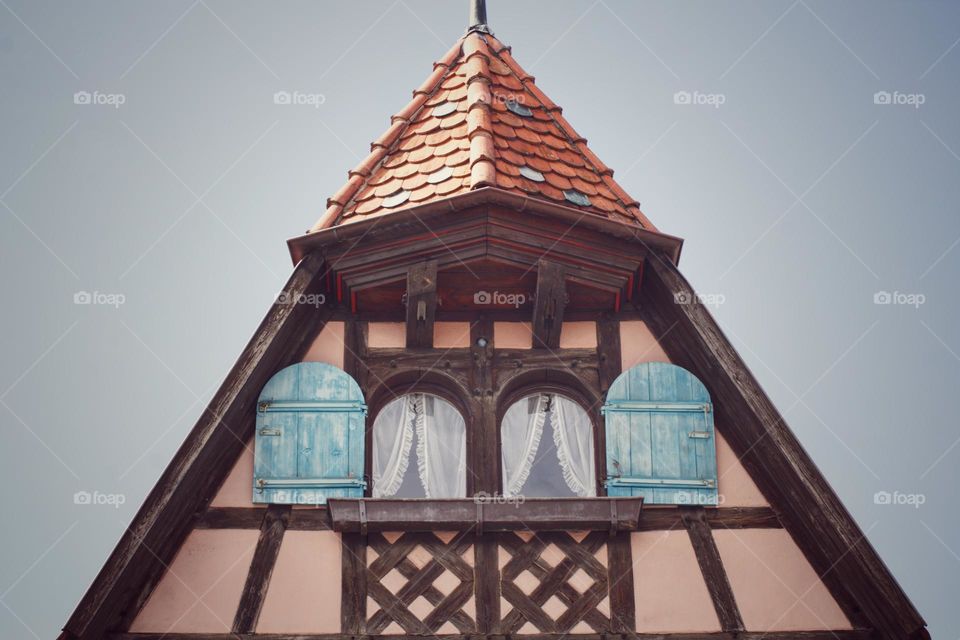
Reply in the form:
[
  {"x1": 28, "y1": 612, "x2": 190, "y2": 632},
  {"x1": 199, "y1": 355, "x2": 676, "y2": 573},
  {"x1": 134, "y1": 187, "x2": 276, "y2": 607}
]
[{"x1": 60, "y1": 3, "x2": 928, "y2": 639}]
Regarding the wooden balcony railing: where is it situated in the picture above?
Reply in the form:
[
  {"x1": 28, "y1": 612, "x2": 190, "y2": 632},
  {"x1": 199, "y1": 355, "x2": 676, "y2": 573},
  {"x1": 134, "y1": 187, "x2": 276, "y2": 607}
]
[{"x1": 331, "y1": 498, "x2": 643, "y2": 636}]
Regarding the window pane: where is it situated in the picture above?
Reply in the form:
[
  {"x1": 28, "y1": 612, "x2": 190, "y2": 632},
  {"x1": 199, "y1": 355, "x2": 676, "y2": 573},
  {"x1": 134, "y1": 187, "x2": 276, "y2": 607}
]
[
  {"x1": 501, "y1": 394, "x2": 596, "y2": 498},
  {"x1": 372, "y1": 393, "x2": 466, "y2": 498}
]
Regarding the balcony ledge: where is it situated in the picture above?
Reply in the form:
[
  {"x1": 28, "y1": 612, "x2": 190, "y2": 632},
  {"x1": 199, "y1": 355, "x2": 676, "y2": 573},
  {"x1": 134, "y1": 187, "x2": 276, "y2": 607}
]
[{"x1": 326, "y1": 497, "x2": 643, "y2": 533}]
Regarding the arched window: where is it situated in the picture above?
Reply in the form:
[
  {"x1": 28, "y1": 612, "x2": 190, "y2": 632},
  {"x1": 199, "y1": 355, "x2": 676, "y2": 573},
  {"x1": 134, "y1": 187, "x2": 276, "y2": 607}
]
[
  {"x1": 500, "y1": 394, "x2": 596, "y2": 498},
  {"x1": 603, "y1": 362, "x2": 718, "y2": 505},
  {"x1": 253, "y1": 362, "x2": 366, "y2": 505},
  {"x1": 372, "y1": 393, "x2": 467, "y2": 498}
]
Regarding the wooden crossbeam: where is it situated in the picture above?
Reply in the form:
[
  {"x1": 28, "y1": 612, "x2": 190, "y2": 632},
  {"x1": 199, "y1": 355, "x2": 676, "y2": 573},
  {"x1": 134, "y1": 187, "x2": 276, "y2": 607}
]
[
  {"x1": 367, "y1": 536, "x2": 475, "y2": 633},
  {"x1": 681, "y1": 507, "x2": 745, "y2": 632},
  {"x1": 195, "y1": 505, "x2": 781, "y2": 531},
  {"x1": 497, "y1": 534, "x2": 609, "y2": 631},
  {"x1": 231, "y1": 505, "x2": 290, "y2": 633},
  {"x1": 365, "y1": 532, "x2": 475, "y2": 634},
  {"x1": 532, "y1": 260, "x2": 566, "y2": 349},
  {"x1": 499, "y1": 532, "x2": 608, "y2": 633},
  {"x1": 108, "y1": 631, "x2": 875, "y2": 639},
  {"x1": 405, "y1": 259, "x2": 438, "y2": 348}
]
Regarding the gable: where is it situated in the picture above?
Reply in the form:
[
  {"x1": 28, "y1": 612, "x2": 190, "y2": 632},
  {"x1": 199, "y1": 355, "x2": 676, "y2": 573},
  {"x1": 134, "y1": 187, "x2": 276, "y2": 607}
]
[{"x1": 60, "y1": 16, "x2": 924, "y2": 637}]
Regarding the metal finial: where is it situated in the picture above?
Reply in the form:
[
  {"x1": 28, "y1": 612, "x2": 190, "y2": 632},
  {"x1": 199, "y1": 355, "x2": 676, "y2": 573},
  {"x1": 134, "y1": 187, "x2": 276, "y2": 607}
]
[{"x1": 468, "y1": 0, "x2": 492, "y2": 34}]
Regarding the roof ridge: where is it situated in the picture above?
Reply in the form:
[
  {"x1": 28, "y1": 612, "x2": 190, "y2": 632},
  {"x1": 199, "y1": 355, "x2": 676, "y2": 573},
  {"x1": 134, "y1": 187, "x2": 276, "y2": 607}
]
[
  {"x1": 463, "y1": 33, "x2": 496, "y2": 190},
  {"x1": 313, "y1": 37, "x2": 466, "y2": 231}
]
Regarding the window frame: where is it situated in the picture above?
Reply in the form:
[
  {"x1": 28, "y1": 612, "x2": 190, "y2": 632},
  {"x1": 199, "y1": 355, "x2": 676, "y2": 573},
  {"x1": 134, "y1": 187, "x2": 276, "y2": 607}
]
[
  {"x1": 495, "y1": 379, "x2": 605, "y2": 498},
  {"x1": 365, "y1": 375, "x2": 475, "y2": 498}
]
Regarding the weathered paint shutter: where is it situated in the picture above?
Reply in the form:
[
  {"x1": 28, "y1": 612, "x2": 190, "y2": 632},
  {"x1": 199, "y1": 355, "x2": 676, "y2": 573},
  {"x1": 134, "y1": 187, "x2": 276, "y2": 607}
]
[
  {"x1": 602, "y1": 362, "x2": 718, "y2": 505},
  {"x1": 253, "y1": 362, "x2": 366, "y2": 505}
]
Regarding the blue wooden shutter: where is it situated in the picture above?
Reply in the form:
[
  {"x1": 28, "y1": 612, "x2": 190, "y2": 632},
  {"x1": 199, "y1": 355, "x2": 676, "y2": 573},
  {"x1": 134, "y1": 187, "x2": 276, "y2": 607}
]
[
  {"x1": 603, "y1": 362, "x2": 718, "y2": 505},
  {"x1": 253, "y1": 362, "x2": 366, "y2": 505}
]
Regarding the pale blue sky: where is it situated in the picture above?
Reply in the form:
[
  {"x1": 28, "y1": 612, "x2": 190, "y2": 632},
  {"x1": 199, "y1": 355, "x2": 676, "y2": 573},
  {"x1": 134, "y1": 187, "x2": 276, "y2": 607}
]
[{"x1": 1, "y1": 1, "x2": 958, "y2": 637}]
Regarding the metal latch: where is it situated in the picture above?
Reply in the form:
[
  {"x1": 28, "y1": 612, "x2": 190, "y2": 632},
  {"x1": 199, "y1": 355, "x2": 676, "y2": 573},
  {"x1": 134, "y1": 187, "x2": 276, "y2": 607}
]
[
  {"x1": 688, "y1": 431, "x2": 712, "y2": 439},
  {"x1": 259, "y1": 428, "x2": 282, "y2": 437}
]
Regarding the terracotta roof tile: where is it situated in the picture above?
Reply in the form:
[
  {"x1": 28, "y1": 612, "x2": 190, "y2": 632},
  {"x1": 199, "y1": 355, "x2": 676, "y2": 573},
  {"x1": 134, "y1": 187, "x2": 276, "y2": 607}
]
[{"x1": 311, "y1": 32, "x2": 655, "y2": 231}]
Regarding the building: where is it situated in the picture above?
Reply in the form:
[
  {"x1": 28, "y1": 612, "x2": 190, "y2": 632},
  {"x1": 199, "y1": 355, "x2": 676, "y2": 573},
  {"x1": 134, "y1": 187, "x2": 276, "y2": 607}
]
[{"x1": 61, "y1": 2, "x2": 927, "y2": 638}]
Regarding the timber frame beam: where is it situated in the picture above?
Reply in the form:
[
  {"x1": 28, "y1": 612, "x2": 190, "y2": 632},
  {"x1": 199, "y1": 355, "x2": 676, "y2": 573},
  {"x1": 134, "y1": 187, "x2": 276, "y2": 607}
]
[
  {"x1": 63, "y1": 252, "x2": 335, "y2": 639},
  {"x1": 195, "y1": 505, "x2": 781, "y2": 531},
  {"x1": 232, "y1": 504, "x2": 291, "y2": 633},
  {"x1": 639, "y1": 253, "x2": 928, "y2": 640},
  {"x1": 681, "y1": 507, "x2": 744, "y2": 632},
  {"x1": 109, "y1": 630, "x2": 875, "y2": 639}
]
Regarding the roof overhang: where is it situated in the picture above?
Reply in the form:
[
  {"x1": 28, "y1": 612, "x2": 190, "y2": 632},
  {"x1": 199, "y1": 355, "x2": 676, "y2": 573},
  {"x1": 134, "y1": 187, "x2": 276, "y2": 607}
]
[{"x1": 287, "y1": 187, "x2": 684, "y2": 266}]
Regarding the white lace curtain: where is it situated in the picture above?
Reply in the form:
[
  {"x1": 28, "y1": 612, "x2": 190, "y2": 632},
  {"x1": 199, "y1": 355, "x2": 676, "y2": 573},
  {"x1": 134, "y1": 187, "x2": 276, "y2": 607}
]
[
  {"x1": 372, "y1": 394, "x2": 466, "y2": 498},
  {"x1": 500, "y1": 394, "x2": 596, "y2": 497}
]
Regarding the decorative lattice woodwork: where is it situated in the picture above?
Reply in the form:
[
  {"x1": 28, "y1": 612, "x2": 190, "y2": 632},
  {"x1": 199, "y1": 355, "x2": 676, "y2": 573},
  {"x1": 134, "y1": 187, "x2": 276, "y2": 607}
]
[
  {"x1": 498, "y1": 531, "x2": 611, "y2": 633},
  {"x1": 365, "y1": 532, "x2": 476, "y2": 634}
]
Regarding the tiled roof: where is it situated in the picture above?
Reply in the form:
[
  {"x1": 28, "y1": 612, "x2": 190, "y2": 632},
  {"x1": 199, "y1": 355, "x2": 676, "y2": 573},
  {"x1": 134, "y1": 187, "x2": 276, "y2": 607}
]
[{"x1": 311, "y1": 31, "x2": 656, "y2": 232}]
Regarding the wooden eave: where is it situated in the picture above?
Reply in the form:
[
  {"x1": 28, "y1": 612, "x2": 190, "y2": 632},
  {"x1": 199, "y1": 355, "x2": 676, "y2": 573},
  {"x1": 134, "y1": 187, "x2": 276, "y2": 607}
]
[{"x1": 287, "y1": 187, "x2": 685, "y2": 266}]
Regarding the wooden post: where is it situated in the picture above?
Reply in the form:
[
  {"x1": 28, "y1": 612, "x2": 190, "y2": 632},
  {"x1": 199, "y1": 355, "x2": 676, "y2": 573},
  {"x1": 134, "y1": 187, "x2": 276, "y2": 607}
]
[
  {"x1": 405, "y1": 260, "x2": 438, "y2": 348},
  {"x1": 532, "y1": 260, "x2": 566, "y2": 349},
  {"x1": 341, "y1": 532, "x2": 367, "y2": 634},
  {"x1": 596, "y1": 313, "x2": 622, "y2": 392},
  {"x1": 607, "y1": 532, "x2": 636, "y2": 632}
]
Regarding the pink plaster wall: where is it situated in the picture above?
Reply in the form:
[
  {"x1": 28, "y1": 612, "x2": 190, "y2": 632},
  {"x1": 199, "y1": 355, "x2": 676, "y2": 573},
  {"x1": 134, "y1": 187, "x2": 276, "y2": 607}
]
[
  {"x1": 494, "y1": 322, "x2": 533, "y2": 349},
  {"x1": 368, "y1": 322, "x2": 405, "y2": 348},
  {"x1": 631, "y1": 530, "x2": 721, "y2": 632},
  {"x1": 129, "y1": 529, "x2": 258, "y2": 633},
  {"x1": 434, "y1": 322, "x2": 471, "y2": 348},
  {"x1": 620, "y1": 320, "x2": 670, "y2": 368},
  {"x1": 302, "y1": 321, "x2": 344, "y2": 368},
  {"x1": 256, "y1": 531, "x2": 342, "y2": 633},
  {"x1": 714, "y1": 529, "x2": 850, "y2": 631},
  {"x1": 559, "y1": 321, "x2": 597, "y2": 348},
  {"x1": 210, "y1": 440, "x2": 254, "y2": 508},
  {"x1": 715, "y1": 431, "x2": 768, "y2": 507}
]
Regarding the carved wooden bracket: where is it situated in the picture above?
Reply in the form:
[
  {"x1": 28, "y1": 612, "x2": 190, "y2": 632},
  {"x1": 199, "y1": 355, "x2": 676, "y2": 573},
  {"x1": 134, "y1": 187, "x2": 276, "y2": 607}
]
[
  {"x1": 405, "y1": 260, "x2": 438, "y2": 348},
  {"x1": 532, "y1": 260, "x2": 566, "y2": 349}
]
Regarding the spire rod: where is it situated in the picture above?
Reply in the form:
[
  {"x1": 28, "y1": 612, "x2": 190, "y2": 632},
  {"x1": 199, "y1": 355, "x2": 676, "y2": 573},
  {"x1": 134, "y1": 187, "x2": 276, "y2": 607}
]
[{"x1": 468, "y1": 0, "x2": 492, "y2": 34}]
